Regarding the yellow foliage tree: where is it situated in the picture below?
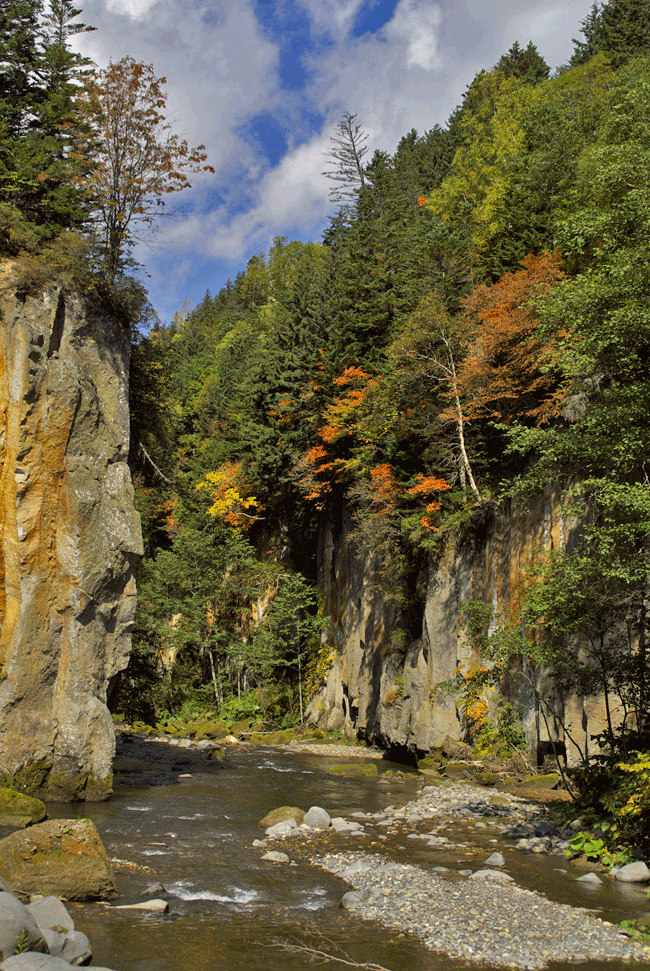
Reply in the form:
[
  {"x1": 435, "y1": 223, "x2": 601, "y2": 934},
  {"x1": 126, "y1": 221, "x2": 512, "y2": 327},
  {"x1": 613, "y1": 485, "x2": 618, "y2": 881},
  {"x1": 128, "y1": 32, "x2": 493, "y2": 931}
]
[
  {"x1": 424, "y1": 71, "x2": 542, "y2": 256},
  {"x1": 196, "y1": 462, "x2": 261, "y2": 530}
]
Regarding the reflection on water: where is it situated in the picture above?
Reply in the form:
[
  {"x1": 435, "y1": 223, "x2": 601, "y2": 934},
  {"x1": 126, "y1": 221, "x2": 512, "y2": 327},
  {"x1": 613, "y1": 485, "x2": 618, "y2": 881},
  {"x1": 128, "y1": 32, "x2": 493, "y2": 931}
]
[{"x1": 41, "y1": 737, "x2": 650, "y2": 971}]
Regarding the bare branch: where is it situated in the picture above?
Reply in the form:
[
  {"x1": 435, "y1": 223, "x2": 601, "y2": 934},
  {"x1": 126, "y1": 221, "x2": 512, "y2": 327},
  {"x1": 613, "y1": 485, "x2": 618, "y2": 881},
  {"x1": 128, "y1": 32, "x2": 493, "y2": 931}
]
[{"x1": 259, "y1": 936, "x2": 392, "y2": 971}]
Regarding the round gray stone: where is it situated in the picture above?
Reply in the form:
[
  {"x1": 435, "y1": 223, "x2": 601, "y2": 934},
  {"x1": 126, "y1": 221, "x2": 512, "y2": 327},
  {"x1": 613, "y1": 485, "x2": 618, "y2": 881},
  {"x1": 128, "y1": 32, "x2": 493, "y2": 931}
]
[
  {"x1": 0, "y1": 893, "x2": 47, "y2": 960},
  {"x1": 265, "y1": 819, "x2": 297, "y2": 838},
  {"x1": 615, "y1": 861, "x2": 650, "y2": 883},
  {"x1": 303, "y1": 806, "x2": 331, "y2": 829}
]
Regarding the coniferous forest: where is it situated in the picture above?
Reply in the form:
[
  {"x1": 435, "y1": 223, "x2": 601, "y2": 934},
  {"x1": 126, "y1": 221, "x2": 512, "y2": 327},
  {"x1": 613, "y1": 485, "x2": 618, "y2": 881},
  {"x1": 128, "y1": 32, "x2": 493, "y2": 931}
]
[{"x1": 4, "y1": 0, "x2": 650, "y2": 844}]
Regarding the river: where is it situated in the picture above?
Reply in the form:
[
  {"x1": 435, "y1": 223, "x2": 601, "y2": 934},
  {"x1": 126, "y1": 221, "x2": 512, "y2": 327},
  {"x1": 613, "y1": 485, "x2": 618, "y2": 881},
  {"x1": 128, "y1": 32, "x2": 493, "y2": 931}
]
[{"x1": 45, "y1": 735, "x2": 650, "y2": 971}]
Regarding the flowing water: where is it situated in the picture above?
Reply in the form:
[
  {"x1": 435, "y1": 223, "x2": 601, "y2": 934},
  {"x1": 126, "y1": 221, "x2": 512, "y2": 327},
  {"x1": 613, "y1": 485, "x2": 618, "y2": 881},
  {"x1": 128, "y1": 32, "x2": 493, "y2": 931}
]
[{"x1": 42, "y1": 736, "x2": 650, "y2": 971}]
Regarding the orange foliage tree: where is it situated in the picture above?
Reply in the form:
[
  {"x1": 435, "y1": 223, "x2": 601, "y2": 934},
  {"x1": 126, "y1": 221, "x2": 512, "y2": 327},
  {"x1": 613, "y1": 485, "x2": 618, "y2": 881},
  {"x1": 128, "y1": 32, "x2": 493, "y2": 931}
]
[
  {"x1": 293, "y1": 365, "x2": 377, "y2": 507},
  {"x1": 454, "y1": 251, "x2": 566, "y2": 425},
  {"x1": 407, "y1": 474, "x2": 452, "y2": 531}
]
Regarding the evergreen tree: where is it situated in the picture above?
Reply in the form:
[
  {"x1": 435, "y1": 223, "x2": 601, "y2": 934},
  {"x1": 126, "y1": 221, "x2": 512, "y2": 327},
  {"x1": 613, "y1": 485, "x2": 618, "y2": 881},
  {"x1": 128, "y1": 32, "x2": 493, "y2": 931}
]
[
  {"x1": 496, "y1": 40, "x2": 550, "y2": 83},
  {"x1": 569, "y1": 3, "x2": 603, "y2": 66},
  {"x1": 599, "y1": 0, "x2": 650, "y2": 65},
  {"x1": 0, "y1": 0, "x2": 93, "y2": 238}
]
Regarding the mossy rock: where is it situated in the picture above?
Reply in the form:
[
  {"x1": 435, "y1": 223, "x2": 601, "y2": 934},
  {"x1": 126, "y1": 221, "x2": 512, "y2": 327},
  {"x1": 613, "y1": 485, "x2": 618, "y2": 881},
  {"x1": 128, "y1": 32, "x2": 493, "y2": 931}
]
[
  {"x1": 443, "y1": 763, "x2": 477, "y2": 782},
  {"x1": 231, "y1": 718, "x2": 253, "y2": 736},
  {"x1": 0, "y1": 788, "x2": 46, "y2": 828},
  {"x1": 205, "y1": 747, "x2": 225, "y2": 761},
  {"x1": 305, "y1": 728, "x2": 324, "y2": 740},
  {"x1": 195, "y1": 721, "x2": 227, "y2": 740},
  {"x1": 418, "y1": 767, "x2": 442, "y2": 780},
  {"x1": 417, "y1": 756, "x2": 441, "y2": 770},
  {"x1": 0, "y1": 819, "x2": 117, "y2": 900},
  {"x1": 327, "y1": 763, "x2": 378, "y2": 778},
  {"x1": 261, "y1": 730, "x2": 297, "y2": 745},
  {"x1": 131, "y1": 721, "x2": 155, "y2": 737},
  {"x1": 523, "y1": 773, "x2": 560, "y2": 790},
  {"x1": 258, "y1": 806, "x2": 305, "y2": 829},
  {"x1": 474, "y1": 770, "x2": 502, "y2": 787}
]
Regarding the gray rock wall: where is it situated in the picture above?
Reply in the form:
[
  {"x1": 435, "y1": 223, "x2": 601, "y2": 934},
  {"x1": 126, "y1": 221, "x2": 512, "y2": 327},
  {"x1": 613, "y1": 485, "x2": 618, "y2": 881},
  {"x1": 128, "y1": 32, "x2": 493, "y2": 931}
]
[
  {"x1": 307, "y1": 492, "x2": 613, "y2": 765},
  {"x1": 0, "y1": 266, "x2": 143, "y2": 800}
]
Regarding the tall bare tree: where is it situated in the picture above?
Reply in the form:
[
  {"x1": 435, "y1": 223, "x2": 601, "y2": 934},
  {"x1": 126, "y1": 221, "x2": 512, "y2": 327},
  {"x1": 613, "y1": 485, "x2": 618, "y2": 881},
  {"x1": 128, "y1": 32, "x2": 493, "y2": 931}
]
[{"x1": 322, "y1": 110, "x2": 368, "y2": 214}]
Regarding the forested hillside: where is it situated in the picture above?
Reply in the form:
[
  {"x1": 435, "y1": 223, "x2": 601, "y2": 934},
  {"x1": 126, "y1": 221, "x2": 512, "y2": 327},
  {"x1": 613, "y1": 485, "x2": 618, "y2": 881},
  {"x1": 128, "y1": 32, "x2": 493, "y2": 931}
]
[
  {"x1": 3, "y1": 0, "x2": 650, "y2": 836},
  {"x1": 126, "y1": 0, "x2": 650, "y2": 792}
]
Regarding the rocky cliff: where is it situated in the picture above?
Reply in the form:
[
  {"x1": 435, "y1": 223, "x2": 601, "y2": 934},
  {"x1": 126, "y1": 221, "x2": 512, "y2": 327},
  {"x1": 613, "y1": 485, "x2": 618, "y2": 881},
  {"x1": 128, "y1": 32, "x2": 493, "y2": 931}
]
[
  {"x1": 0, "y1": 266, "x2": 143, "y2": 801},
  {"x1": 307, "y1": 492, "x2": 610, "y2": 766}
]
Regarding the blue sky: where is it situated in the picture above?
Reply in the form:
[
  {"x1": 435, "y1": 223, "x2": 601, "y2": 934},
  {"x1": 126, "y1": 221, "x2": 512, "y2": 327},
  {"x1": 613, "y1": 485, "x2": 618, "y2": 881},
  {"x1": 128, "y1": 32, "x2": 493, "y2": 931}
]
[{"x1": 75, "y1": 0, "x2": 597, "y2": 323}]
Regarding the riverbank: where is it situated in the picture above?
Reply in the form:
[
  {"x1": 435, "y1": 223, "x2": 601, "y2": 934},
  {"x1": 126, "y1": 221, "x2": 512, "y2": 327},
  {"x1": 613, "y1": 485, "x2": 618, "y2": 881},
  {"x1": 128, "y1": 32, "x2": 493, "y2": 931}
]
[{"x1": 257, "y1": 779, "x2": 650, "y2": 969}]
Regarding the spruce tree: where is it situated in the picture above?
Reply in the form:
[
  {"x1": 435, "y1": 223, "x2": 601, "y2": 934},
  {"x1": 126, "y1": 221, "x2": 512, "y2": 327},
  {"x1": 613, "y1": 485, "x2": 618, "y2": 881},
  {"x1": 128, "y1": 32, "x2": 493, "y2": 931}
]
[
  {"x1": 496, "y1": 40, "x2": 550, "y2": 83},
  {"x1": 599, "y1": 0, "x2": 650, "y2": 66},
  {"x1": 0, "y1": 0, "x2": 94, "y2": 239},
  {"x1": 569, "y1": 3, "x2": 603, "y2": 66}
]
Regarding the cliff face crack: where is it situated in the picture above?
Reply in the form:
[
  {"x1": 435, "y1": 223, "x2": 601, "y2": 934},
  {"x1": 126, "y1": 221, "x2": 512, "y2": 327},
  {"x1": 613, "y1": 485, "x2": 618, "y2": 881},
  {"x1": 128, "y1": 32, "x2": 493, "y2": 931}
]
[{"x1": 48, "y1": 290, "x2": 65, "y2": 359}]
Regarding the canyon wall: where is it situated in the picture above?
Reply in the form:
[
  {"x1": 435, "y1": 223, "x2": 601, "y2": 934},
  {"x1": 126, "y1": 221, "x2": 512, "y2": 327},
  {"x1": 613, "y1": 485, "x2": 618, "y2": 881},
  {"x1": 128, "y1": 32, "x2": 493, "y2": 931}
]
[
  {"x1": 307, "y1": 492, "x2": 611, "y2": 766},
  {"x1": 0, "y1": 266, "x2": 143, "y2": 801}
]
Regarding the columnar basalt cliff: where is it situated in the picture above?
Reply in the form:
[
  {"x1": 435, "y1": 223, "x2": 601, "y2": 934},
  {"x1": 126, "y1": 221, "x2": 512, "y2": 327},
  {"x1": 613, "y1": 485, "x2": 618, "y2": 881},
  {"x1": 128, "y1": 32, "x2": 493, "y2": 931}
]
[
  {"x1": 0, "y1": 266, "x2": 143, "y2": 801},
  {"x1": 307, "y1": 494, "x2": 610, "y2": 766}
]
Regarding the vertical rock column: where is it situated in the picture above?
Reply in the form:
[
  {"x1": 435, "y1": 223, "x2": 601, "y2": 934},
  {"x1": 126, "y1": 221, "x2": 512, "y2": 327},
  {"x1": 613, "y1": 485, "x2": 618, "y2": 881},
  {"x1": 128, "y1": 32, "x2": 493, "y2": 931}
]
[{"x1": 0, "y1": 268, "x2": 143, "y2": 801}]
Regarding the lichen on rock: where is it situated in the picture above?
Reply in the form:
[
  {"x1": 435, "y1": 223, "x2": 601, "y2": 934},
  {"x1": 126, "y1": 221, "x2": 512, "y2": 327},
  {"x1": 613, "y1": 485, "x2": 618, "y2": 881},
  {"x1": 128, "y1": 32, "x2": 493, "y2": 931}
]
[
  {"x1": 0, "y1": 265, "x2": 143, "y2": 802},
  {"x1": 0, "y1": 819, "x2": 118, "y2": 900}
]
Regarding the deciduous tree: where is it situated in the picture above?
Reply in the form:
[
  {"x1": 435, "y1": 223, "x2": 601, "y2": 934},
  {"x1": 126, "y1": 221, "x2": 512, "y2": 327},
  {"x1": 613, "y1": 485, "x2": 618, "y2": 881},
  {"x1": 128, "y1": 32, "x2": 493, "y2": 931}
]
[{"x1": 78, "y1": 56, "x2": 213, "y2": 281}]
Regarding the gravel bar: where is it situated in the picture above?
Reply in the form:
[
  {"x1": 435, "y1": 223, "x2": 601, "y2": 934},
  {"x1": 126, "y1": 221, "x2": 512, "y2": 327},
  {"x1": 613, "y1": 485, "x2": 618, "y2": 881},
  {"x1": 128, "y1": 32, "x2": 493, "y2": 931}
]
[
  {"x1": 314, "y1": 851, "x2": 650, "y2": 970},
  {"x1": 284, "y1": 741, "x2": 387, "y2": 758}
]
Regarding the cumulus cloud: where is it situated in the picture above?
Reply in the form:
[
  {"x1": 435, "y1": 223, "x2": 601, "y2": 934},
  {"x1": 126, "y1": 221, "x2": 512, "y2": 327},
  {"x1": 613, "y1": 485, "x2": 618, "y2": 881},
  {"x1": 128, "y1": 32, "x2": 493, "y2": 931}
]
[
  {"x1": 73, "y1": 0, "x2": 598, "y2": 316},
  {"x1": 297, "y1": 0, "x2": 367, "y2": 40},
  {"x1": 386, "y1": 0, "x2": 443, "y2": 71},
  {"x1": 104, "y1": 0, "x2": 159, "y2": 20}
]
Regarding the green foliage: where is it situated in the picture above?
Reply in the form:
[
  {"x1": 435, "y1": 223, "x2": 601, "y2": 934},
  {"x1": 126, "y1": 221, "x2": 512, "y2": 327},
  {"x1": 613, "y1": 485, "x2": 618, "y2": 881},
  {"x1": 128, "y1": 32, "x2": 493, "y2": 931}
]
[
  {"x1": 13, "y1": 930, "x2": 30, "y2": 955},
  {"x1": 114, "y1": 9, "x2": 650, "y2": 822}
]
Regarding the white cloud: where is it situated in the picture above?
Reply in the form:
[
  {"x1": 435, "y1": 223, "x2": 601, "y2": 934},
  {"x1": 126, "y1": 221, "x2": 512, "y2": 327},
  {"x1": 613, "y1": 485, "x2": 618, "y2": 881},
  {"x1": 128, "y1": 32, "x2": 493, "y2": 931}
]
[
  {"x1": 104, "y1": 0, "x2": 160, "y2": 20},
  {"x1": 386, "y1": 0, "x2": 443, "y2": 71},
  {"x1": 73, "y1": 0, "x2": 599, "y2": 316},
  {"x1": 297, "y1": 0, "x2": 367, "y2": 41}
]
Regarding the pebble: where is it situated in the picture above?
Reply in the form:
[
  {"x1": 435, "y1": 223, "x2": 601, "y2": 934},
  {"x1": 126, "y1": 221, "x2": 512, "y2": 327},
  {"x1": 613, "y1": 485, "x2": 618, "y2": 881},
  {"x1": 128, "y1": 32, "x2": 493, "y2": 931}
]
[
  {"x1": 314, "y1": 851, "x2": 647, "y2": 970},
  {"x1": 259, "y1": 778, "x2": 650, "y2": 969}
]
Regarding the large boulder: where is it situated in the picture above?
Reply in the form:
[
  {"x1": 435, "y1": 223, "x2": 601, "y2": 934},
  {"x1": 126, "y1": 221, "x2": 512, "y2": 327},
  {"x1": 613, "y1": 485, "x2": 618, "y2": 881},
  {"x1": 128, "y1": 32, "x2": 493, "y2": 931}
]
[
  {"x1": 0, "y1": 893, "x2": 47, "y2": 961},
  {"x1": 0, "y1": 820, "x2": 117, "y2": 900},
  {"x1": 0, "y1": 270, "x2": 143, "y2": 802},
  {"x1": 1, "y1": 957, "x2": 120, "y2": 971},
  {"x1": 0, "y1": 792, "x2": 46, "y2": 830}
]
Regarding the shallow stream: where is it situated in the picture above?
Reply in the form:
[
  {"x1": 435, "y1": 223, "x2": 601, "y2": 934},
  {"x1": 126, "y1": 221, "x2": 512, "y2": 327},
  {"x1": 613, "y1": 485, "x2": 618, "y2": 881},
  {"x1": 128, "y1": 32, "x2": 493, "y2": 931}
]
[{"x1": 44, "y1": 736, "x2": 650, "y2": 971}]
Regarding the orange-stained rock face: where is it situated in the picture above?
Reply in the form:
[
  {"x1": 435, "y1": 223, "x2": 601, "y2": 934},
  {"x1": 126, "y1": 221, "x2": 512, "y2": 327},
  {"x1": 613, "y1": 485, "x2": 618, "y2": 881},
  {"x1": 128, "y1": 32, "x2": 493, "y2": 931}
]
[
  {"x1": 0, "y1": 267, "x2": 143, "y2": 801},
  {"x1": 308, "y1": 494, "x2": 616, "y2": 767}
]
